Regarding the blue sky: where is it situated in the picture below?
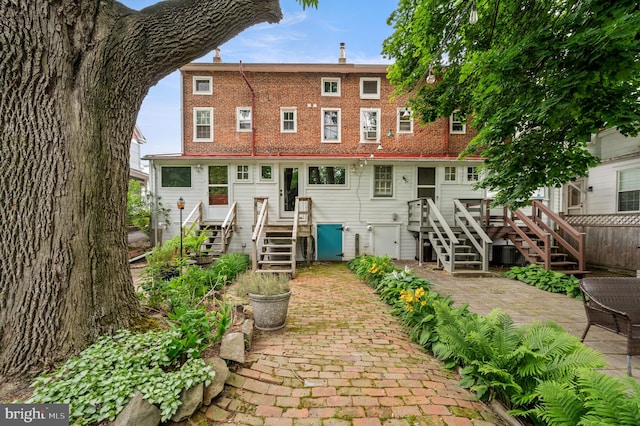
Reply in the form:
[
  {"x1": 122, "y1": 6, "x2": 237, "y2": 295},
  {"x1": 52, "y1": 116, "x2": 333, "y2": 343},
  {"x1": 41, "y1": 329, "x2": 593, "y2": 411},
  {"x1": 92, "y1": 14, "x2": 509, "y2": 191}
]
[{"x1": 121, "y1": 0, "x2": 398, "y2": 156}]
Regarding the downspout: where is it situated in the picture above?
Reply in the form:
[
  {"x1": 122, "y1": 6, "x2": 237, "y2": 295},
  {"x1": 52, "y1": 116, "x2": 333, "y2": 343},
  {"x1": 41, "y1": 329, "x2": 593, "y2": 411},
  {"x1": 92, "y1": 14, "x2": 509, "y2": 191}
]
[
  {"x1": 239, "y1": 61, "x2": 256, "y2": 156},
  {"x1": 445, "y1": 117, "x2": 450, "y2": 155}
]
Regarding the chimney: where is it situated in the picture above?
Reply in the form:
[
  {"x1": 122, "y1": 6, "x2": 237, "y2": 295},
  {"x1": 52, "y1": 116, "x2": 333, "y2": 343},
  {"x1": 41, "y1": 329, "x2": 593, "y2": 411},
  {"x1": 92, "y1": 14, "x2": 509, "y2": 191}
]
[
  {"x1": 213, "y1": 48, "x2": 222, "y2": 63},
  {"x1": 338, "y1": 42, "x2": 346, "y2": 64}
]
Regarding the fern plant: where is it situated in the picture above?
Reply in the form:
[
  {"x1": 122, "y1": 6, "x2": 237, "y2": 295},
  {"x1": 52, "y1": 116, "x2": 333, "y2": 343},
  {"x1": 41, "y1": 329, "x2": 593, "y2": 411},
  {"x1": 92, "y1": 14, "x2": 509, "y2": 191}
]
[{"x1": 531, "y1": 369, "x2": 640, "y2": 426}]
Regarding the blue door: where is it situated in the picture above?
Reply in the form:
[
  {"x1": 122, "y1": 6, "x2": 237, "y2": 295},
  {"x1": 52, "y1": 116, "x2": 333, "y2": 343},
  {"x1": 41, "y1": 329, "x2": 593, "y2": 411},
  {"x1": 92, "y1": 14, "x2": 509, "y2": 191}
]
[{"x1": 316, "y1": 224, "x2": 343, "y2": 261}]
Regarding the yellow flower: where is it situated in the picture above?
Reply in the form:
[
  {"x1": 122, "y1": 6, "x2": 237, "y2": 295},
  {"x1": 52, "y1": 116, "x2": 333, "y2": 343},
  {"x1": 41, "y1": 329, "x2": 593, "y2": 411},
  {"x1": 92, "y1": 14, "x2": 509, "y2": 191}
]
[
  {"x1": 415, "y1": 287, "x2": 425, "y2": 298},
  {"x1": 421, "y1": 301, "x2": 427, "y2": 306}
]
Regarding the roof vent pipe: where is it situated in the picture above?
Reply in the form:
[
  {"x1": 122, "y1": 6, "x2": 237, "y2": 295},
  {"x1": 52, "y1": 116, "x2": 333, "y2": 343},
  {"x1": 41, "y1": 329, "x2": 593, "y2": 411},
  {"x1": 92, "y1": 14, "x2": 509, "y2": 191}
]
[
  {"x1": 339, "y1": 42, "x2": 346, "y2": 64},
  {"x1": 213, "y1": 48, "x2": 222, "y2": 63}
]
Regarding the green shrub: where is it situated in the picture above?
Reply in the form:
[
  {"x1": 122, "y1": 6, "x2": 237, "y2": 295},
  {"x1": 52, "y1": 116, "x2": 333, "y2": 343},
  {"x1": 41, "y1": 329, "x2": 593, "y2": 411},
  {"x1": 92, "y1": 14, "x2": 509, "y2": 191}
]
[
  {"x1": 28, "y1": 330, "x2": 213, "y2": 425},
  {"x1": 212, "y1": 253, "x2": 250, "y2": 285},
  {"x1": 348, "y1": 254, "x2": 397, "y2": 286},
  {"x1": 375, "y1": 268, "x2": 434, "y2": 305},
  {"x1": 503, "y1": 264, "x2": 580, "y2": 298},
  {"x1": 127, "y1": 180, "x2": 150, "y2": 231},
  {"x1": 166, "y1": 307, "x2": 216, "y2": 361}
]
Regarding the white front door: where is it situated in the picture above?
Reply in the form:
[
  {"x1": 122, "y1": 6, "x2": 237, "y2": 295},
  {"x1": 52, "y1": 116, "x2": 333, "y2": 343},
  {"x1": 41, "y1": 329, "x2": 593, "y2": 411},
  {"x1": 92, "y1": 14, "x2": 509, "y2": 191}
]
[{"x1": 280, "y1": 165, "x2": 299, "y2": 218}]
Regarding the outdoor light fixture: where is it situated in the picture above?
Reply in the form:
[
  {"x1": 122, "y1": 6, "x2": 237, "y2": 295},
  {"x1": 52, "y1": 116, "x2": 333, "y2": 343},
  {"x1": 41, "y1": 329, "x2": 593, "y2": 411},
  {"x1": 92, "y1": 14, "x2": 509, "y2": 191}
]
[
  {"x1": 377, "y1": 143, "x2": 384, "y2": 150},
  {"x1": 426, "y1": 66, "x2": 436, "y2": 84},
  {"x1": 469, "y1": 2, "x2": 478, "y2": 24},
  {"x1": 177, "y1": 197, "x2": 185, "y2": 262},
  {"x1": 369, "y1": 153, "x2": 375, "y2": 159},
  {"x1": 387, "y1": 128, "x2": 394, "y2": 138}
]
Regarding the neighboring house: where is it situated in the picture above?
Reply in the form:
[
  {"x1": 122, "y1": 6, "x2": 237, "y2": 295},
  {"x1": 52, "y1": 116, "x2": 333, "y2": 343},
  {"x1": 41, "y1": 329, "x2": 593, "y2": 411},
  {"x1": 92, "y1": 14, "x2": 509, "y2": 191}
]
[
  {"x1": 145, "y1": 45, "x2": 485, "y2": 268},
  {"x1": 130, "y1": 124, "x2": 149, "y2": 187},
  {"x1": 562, "y1": 128, "x2": 640, "y2": 272}
]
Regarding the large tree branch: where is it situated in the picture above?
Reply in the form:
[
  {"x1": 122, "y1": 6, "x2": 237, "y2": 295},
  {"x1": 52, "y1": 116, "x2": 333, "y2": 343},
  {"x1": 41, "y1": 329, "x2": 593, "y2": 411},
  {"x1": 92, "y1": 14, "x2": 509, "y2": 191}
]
[{"x1": 121, "y1": 0, "x2": 283, "y2": 88}]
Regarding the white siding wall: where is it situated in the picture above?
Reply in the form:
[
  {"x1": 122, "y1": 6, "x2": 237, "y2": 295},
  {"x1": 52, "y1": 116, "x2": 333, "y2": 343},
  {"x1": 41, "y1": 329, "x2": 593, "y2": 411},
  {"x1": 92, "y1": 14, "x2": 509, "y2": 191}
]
[
  {"x1": 152, "y1": 159, "x2": 486, "y2": 260},
  {"x1": 586, "y1": 157, "x2": 640, "y2": 215}
]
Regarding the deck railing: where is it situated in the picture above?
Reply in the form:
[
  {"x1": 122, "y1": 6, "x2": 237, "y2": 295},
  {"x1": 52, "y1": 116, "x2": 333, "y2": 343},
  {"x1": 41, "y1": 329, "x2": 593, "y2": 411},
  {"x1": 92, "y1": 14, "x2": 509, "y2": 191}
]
[
  {"x1": 220, "y1": 201, "x2": 237, "y2": 254},
  {"x1": 251, "y1": 198, "x2": 269, "y2": 272},
  {"x1": 454, "y1": 199, "x2": 492, "y2": 271}
]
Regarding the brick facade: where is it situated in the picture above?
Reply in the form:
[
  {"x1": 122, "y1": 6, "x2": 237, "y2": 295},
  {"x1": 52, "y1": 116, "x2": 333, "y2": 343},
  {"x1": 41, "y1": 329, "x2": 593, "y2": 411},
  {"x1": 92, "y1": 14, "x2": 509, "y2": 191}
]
[{"x1": 180, "y1": 62, "x2": 475, "y2": 158}]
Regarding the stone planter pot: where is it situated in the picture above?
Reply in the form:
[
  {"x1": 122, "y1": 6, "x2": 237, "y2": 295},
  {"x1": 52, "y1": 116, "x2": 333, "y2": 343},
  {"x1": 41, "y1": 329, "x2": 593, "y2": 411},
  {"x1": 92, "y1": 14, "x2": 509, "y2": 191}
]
[{"x1": 248, "y1": 291, "x2": 292, "y2": 331}]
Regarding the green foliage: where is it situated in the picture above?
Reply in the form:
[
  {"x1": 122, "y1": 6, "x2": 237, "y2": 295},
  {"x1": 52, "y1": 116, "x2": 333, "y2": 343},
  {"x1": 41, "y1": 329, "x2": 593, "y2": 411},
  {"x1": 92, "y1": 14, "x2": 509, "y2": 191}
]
[
  {"x1": 211, "y1": 253, "x2": 250, "y2": 285},
  {"x1": 127, "y1": 180, "x2": 150, "y2": 231},
  {"x1": 28, "y1": 330, "x2": 214, "y2": 425},
  {"x1": 503, "y1": 264, "x2": 580, "y2": 298},
  {"x1": 166, "y1": 307, "x2": 216, "y2": 361},
  {"x1": 347, "y1": 254, "x2": 398, "y2": 287},
  {"x1": 383, "y1": 0, "x2": 640, "y2": 206},
  {"x1": 375, "y1": 268, "x2": 433, "y2": 305},
  {"x1": 532, "y1": 369, "x2": 640, "y2": 426}
]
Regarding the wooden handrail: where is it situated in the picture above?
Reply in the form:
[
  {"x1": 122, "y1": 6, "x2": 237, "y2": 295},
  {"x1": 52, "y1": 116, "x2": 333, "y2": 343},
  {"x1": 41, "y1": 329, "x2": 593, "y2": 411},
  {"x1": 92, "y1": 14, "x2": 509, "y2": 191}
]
[
  {"x1": 182, "y1": 201, "x2": 203, "y2": 227},
  {"x1": 531, "y1": 200, "x2": 585, "y2": 271},
  {"x1": 454, "y1": 199, "x2": 492, "y2": 271},
  {"x1": 291, "y1": 198, "x2": 300, "y2": 277},
  {"x1": 506, "y1": 209, "x2": 551, "y2": 269},
  {"x1": 252, "y1": 199, "x2": 269, "y2": 272},
  {"x1": 221, "y1": 201, "x2": 237, "y2": 254},
  {"x1": 427, "y1": 198, "x2": 459, "y2": 244}
]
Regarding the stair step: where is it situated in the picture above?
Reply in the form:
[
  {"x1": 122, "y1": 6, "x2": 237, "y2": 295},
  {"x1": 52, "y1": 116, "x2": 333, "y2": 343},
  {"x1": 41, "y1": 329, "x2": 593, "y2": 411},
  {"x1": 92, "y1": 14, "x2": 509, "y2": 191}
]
[
  {"x1": 255, "y1": 269, "x2": 294, "y2": 274},
  {"x1": 258, "y1": 260, "x2": 294, "y2": 265}
]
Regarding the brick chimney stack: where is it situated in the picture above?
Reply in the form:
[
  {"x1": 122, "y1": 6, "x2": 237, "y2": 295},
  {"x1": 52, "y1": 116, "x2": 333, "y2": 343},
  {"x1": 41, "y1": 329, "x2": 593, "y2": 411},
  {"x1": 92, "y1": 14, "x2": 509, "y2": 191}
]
[
  {"x1": 339, "y1": 42, "x2": 346, "y2": 64},
  {"x1": 213, "y1": 48, "x2": 222, "y2": 63}
]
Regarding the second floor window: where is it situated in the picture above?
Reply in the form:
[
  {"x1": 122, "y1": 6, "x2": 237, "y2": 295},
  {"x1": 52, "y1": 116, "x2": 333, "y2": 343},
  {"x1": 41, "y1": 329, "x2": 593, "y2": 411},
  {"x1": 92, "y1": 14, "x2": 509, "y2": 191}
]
[
  {"x1": 236, "y1": 165, "x2": 250, "y2": 181},
  {"x1": 193, "y1": 107, "x2": 213, "y2": 142},
  {"x1": 281, "y1": 107, "x2": 297, "y2": 133},
  {"x1": 321, "y1": 109, "x2": 340, "y2": 142},
  {"x1": 360, "y1": 109, "x2": 380, "y2": 142},
  {"x1": 237, "y1": 107, "x2": 252, "y2": 132},
  {"x1": 466, "y1": 166, "x2": 479, "y2": 182},
  {"x1": 444, "y1": 166, "x2": 457, "y2": 182}
]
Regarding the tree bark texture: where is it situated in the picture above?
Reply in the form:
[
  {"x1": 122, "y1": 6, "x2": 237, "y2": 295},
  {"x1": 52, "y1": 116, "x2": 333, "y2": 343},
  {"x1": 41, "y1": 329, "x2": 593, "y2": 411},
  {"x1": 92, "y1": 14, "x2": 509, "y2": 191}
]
[{"x1": 0, "y1": 0, "x2": 282, "y2": 376}]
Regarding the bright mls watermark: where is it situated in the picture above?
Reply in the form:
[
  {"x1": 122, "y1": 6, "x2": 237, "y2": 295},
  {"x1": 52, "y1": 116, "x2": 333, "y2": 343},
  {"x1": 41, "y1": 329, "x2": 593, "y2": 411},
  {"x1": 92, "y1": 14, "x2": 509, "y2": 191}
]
[{"x1": 1, "y1": 404, "x2": 68, "y2": 425}]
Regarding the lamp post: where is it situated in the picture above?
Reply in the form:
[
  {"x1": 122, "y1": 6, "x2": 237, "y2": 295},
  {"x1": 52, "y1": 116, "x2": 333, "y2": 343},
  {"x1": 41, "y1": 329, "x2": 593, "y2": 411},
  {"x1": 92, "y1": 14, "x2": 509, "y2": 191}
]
[{"x1": 177, "y1": 197, "x2": 185, "y2": 259}]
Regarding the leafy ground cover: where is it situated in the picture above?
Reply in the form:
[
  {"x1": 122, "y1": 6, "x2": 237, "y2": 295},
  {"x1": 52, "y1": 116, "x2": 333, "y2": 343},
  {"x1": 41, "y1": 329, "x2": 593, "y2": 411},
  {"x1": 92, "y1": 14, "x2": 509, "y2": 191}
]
[{"x1": 24, "y1": 248, "x2": 250, "y2": 425}]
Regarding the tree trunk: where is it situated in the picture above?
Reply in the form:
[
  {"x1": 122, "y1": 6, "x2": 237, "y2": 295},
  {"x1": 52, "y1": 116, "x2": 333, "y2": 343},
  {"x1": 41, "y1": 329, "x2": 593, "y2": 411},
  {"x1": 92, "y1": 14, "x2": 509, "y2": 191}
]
[{"x1": 0, "y1": 0, "x2": 282, "y2": 377}]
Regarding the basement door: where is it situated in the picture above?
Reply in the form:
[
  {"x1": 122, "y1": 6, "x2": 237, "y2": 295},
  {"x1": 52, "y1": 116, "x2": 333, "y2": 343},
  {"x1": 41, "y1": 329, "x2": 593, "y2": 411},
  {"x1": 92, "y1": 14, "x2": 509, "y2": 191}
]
[
  {"x1": 316, "y1": 224, "x2": 343, "y2": 261},
  {"x1": 371, "y1": 223, "x2": 401, "y2": 259}
]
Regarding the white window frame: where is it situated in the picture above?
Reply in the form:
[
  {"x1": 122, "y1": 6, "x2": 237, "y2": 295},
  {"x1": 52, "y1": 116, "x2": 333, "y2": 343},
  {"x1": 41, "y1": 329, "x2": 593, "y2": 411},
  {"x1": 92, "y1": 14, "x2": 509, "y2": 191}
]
[
  {"x1": 192, "y1": 76, "x2": 212, "y2": 95},
  {"x1": 397, "y1": 108, "x2": 413, "y2": 134},
  {"x1": 193, "y1": 107, "x2": 213, "y2": 142},
  {"x1": 236, "y1": 165, "x2": 251, "y2": 182},
  {"x1": 360, "y1": 77, "x2": 381, "y2": 99},
  {"x1": 259, "y1": 164, "x2": 274, "y2": 182},
  {"x1": 321, "y1": 77, "x2": 341, "y2": 97},
  {"x1": 307, "y1": 165, "x2": 347, "y2": 186},
  {"x1": 236, "y1": 107, "x2": 252, "y2": 132},
  {"x1": 450, "y1": 110, "x2": 466, "y2": 134},
  {"x1": 360, "y1": 108, "x2": 381, "y2": 143},
  {"x1": 280, "y1": 107, "x2": 297, "y2": 133},
  {"x1": 444, "y1": 166, "x2": 458, "y2": 183},
  {"x1": 373, "y1": 165, "x2": 394, "y2": 198},
  {"x1": 465, "y1": 166, "x2": 479, "y2": 183},
  {"x1": 617, "y1": 168, "x2": 640, "y2": 212},
  {"x1": 321, "y1": 108, "x2": 341, "y2": 143}
]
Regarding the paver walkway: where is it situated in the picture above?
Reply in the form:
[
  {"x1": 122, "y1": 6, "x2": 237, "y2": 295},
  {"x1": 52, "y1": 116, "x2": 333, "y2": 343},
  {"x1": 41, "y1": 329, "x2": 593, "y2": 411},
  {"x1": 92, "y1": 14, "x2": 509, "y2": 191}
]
[{"x1": 207, "y1": 263, "x2": 502, "y2": 426}]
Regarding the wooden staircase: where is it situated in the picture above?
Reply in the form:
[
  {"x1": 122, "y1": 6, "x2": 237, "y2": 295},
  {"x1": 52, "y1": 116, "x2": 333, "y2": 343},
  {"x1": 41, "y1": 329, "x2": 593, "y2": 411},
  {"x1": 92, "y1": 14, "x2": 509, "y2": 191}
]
[
  {"x1": 484, "y1": 200, "x2": 587, "y2": 275},
  {"x1": 408, "y1": 198, "x2": 492, "y2": 275},
  {"x1": 182, "y1": 201, "x2": 237, "y2": 262},
  {"x1": 252, "y1": 197, "x2": 313, "y2": 278}
]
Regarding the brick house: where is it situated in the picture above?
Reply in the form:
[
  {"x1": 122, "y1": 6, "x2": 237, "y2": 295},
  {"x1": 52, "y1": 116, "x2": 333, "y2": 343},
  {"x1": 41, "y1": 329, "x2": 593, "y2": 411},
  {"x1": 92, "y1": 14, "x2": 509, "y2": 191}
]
[{"x1": 146, "y1": 46, "x2": 490, "y2": 270}]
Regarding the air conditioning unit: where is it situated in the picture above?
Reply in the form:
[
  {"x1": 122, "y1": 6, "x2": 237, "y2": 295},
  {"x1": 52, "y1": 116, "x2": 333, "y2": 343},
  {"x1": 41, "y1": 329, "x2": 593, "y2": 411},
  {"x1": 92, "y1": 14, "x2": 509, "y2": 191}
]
[{"x1": 365, "y1": 131, "x2": 377, "y2": 140}]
